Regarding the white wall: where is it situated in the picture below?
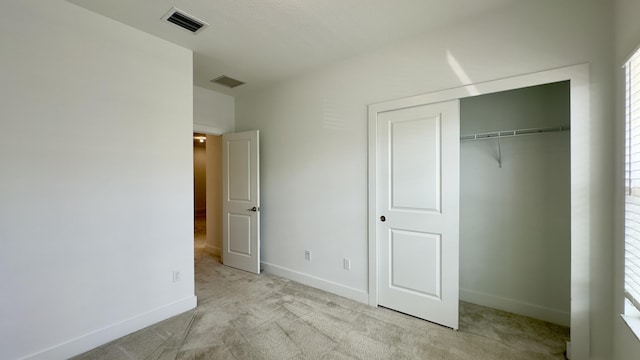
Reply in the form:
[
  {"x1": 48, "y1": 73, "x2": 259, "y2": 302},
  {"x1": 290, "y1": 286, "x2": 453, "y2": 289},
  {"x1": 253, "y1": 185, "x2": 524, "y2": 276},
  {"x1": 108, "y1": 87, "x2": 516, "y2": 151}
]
[
  {"x1": 194, "y1": 86, "x2": 235, "y2": 134},
  {"x1": 236, "y1": 0, "x2": 614, "y2": 357},
  {"x1": 613, "y1": 0, "x2": 640, "y2": 358},
  {"x1": 459, "y1": 83, "x2": 571, "y2": 326},
  {"x1": 0, "y1": 1, "x2": 195, "y2": 359}
]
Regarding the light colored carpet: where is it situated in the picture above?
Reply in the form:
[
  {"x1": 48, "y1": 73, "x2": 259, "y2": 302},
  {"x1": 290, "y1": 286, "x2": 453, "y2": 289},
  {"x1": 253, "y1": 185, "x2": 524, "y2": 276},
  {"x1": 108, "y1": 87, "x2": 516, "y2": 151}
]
[{"x1": 73, "y1": 241, "x2": 568, "y2": 359}]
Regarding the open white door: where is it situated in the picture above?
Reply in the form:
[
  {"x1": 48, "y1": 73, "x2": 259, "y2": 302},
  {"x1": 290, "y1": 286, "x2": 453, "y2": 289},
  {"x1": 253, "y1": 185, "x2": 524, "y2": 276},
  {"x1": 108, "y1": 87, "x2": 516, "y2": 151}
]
[
  {"x1": 222, "y1": 130, "x2": 260, "y2": 274},
  {"x1": 376, "y1": 100, "x2": 459, "y2": 329}
]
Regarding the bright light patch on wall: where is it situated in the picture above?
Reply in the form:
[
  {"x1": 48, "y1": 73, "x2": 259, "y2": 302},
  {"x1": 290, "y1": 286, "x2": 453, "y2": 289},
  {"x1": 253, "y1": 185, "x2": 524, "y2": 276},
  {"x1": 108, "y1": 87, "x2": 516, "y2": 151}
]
[{"x1": 446, "y1": 50, "x2": 480, "y2": 96}]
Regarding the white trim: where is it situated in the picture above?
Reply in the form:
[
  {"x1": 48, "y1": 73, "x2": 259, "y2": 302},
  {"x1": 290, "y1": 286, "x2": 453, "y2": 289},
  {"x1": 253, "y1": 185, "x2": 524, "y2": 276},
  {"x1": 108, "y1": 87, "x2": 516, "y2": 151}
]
[
  {"x1": 368, "y1": 63, "x2": 590, "y2": 359},
  {"x1": 367, "y1": 104, "x2": 379, "y2": 307},
  {"x1": 460, "y1": 288, "x2": 570, "y2": 327},
  {"x1": 621, "y1": 314, "x2": 640, "y2": 342},
  {"x1": 193, "y1": 123, "x2": 225, "y2": 135},
  {"x1": 261, "y1": 261, "x2": 369, "y2": 304},
  {"x1": 205, "y1": 244, "x2": 221, "y2": 256},
  {"x1": 20, "y1": 296, "x2": 197, "y2": 360},
  {"x1": 622, "y1": 43, "x2": 640, "y2": 68}
]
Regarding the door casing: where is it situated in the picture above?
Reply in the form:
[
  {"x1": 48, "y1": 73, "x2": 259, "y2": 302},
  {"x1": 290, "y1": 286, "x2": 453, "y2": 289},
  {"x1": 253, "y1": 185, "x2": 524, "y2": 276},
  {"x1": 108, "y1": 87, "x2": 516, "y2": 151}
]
[{"x1": 368, "y1": 64, "x2": 590, "y2": 359}]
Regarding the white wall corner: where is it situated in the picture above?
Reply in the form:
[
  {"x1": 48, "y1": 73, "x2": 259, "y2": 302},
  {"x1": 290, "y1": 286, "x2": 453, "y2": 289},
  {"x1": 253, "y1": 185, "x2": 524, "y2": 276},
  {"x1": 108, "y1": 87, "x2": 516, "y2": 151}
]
[
  {"x1": 460, "y1": 288, "x2": 570, "y2": 327},
  {"x1": 21, "y1": 296, "x2": 197, "y2": 360},
  {"x1": 261, "y1": 262, "x2": 368, "y2": 304}
]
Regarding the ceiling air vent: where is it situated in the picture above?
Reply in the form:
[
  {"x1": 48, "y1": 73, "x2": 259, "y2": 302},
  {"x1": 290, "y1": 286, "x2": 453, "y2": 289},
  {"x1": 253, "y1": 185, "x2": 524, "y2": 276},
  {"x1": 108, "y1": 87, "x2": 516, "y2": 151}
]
[
  {"x1": 210, "y1": 75, "x2": 245, "y2": 88},
  {"x1": 162, "y1": 7, "x2": 208, "y2": 34}
]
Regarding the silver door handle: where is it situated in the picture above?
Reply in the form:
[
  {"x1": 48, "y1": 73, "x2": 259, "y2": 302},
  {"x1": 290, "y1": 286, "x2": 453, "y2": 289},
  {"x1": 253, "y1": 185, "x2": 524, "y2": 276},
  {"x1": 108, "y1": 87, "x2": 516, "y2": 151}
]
[{"x1": 248, "y1": 207, "x2": 258, "y2": 212}]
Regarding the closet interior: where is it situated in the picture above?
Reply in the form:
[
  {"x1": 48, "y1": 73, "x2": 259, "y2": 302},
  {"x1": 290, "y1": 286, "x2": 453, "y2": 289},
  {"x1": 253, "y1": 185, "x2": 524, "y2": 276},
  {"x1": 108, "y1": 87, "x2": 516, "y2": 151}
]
[{"x1": 459, "y1": 81, "x2": 571, "y2": 328}]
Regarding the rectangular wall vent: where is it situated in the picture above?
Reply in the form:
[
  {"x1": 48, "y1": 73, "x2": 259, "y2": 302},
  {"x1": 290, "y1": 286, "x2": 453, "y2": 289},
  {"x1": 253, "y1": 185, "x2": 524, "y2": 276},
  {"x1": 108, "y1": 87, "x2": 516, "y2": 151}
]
[
  {"x1": 210, "y1": 75, "x2": 245, "y2": 88},
  {"x1": 162, "y1": 7, "x2": 208, "y2": 34}
]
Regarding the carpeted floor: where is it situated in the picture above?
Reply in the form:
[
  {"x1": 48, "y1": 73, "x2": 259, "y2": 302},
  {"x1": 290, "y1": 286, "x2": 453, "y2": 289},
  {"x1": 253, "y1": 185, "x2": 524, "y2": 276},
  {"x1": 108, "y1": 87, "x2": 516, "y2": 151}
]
[{"x1": 73, "y1": 222, "x2": 569, "y2": 359}]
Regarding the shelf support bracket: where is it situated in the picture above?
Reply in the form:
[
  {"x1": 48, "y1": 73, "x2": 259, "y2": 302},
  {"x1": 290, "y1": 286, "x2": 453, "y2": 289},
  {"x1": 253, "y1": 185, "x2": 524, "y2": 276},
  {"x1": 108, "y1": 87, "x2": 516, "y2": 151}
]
[{"x1": 497, "y1": 137, "x2": 502, "y2": 168}]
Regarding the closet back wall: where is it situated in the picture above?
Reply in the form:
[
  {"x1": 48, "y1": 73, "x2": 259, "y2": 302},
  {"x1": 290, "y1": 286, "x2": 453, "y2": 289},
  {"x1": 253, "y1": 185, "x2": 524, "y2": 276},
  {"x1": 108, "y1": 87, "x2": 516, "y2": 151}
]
[{"x1": 459, "y1": 81, "x2": 571, "y2": 326}]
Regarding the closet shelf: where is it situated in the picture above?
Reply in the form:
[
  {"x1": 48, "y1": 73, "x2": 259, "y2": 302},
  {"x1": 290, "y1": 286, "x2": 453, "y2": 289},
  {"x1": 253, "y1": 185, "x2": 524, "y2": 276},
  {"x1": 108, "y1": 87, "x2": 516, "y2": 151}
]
[
  {"x1": 460, "y1": 125, "x2": 570, "y2": 142},
  {"x1": 460, "y1": 125, "x2": 569, "y2": 168}
]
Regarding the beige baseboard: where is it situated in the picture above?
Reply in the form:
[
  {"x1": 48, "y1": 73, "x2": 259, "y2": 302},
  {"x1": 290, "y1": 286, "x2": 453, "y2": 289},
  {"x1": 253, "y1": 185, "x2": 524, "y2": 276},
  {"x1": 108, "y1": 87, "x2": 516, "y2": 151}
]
[{"x1": 204, "y1": 244, "x2": 220, "y2": 256}]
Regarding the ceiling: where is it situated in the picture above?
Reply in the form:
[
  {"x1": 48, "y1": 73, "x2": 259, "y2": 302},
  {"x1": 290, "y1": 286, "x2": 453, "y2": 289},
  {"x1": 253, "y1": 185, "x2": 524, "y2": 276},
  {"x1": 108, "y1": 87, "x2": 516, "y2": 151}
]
[{"x1": 67, "y1": 0, "x2": 519, "y2": 96}]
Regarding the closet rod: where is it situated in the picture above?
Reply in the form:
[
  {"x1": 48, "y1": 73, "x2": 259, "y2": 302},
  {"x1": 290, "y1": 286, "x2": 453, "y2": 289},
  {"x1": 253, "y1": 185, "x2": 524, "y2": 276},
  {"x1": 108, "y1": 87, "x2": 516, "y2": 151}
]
[{"x1": 459, "y1": 125, "x2": 570, "y2": 142}]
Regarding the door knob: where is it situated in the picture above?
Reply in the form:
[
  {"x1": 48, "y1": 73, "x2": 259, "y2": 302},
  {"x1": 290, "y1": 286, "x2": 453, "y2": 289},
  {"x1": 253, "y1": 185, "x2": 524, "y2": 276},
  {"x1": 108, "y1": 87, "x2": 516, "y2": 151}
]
[
  {"x1": 380, "y1": 215, "x2": 386, "y2": 222},
  {"x1": 248, "y1": 206, "x2": 258, "y2": 212}
]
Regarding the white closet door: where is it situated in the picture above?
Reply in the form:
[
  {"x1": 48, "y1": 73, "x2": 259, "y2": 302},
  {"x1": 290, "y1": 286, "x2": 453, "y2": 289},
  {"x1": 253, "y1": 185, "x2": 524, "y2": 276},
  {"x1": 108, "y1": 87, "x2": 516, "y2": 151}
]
[{"x1": 376, "y1": 100, "x2": 460, "y2": 329}]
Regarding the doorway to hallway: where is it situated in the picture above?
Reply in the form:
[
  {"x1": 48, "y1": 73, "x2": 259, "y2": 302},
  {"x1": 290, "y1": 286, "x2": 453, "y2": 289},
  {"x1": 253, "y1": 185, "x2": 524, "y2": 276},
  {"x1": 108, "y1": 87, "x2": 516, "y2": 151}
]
[
  {"x1": 193, "y1": 133, "x2": 223, "y2": 255},
  {"x1": 193, "y1": 133, "x2": 207, "y2": 251}
]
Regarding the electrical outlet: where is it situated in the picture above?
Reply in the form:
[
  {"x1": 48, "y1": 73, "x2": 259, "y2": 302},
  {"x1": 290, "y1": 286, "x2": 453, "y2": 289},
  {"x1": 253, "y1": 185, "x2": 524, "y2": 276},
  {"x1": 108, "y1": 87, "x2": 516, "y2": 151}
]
[
  {"x1": 172, "y1": 270, "x2": 181, "y2": 283},
  {"x1": 343, "y1": 258, "x2": 351, "y2": 270},
  {"x1": 305, "y1": 250, "x2": 311, "y2": 261}
]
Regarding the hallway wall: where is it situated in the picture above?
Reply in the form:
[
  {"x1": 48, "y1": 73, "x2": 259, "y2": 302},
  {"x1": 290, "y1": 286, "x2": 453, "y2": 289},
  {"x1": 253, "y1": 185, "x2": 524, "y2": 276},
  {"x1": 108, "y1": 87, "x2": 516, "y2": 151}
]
[
  {"x1": 194, "y1": 142, "x2": 207, "y2": 216},
  {"x1": 206, "y1": 135, "x2": 223, "y2": 255}
]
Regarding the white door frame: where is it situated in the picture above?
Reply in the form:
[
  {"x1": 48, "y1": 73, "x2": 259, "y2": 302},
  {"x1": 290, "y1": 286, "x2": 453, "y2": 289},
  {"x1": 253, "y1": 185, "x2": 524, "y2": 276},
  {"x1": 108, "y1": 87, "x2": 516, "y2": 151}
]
[
  {"x1": 193, "y1": 124, "x2": 226, "y2": 136},
  {"x1": 368, "y1": 64, "x2": 590, "y2": 359}
]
